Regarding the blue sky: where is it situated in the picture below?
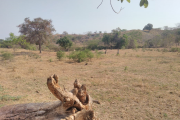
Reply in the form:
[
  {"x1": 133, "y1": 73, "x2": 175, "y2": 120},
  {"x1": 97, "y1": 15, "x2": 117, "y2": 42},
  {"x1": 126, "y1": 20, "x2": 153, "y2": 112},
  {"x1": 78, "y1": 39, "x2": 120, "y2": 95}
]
[{"x1": 0, "y1": 0, "x2": 180, "y2": 39}]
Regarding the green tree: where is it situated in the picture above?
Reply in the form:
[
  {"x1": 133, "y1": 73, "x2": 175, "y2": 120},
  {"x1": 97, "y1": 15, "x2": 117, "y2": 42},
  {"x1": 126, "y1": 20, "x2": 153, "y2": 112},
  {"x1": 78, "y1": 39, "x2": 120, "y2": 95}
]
[
  {"x1": 102, "y1": 33, "x2": 111, "y2": 54},
  {"x1": 143, "y1": 23, "x2": 153, "y2": 32},
  {"x1": 18, "y1": 17, "x2": 55, "y2": 53},
  {"x1": 175, "y1": 29, "x2": 180, "y2": 46},
  {"x1": 128, "y1": 38, "x2": 138, "y2": 49},
  {"x1": 86, "y1": 39, "x2": 100, "y2": 50},
  {"x1": 116, "y1": 34, "x2": 128, "y2": 54},
  {"x1": 56, "y1": 36, "x2": 73, "y2": 51},
  {"x1": 111, "y1": 27, "x2": 121, "y2": 49}
]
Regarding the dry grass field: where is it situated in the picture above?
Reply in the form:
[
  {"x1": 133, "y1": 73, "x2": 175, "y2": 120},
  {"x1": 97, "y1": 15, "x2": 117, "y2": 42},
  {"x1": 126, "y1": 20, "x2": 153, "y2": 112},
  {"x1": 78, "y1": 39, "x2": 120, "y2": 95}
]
[{"x1": 0, "y1": 48, "x2": 180, "y2": 120}]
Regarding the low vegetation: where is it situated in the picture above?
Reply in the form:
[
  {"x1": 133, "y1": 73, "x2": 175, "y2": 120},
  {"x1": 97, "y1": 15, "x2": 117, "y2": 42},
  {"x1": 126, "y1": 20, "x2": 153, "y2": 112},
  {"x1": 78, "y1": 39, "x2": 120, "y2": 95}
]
[
  {"x1": 1, "y1": 48, "x2": 180, "y2": 119},
  {"x1": 68, "y1": 49, "x2": 94, "y2": 62},
  {"x1": 1, "y1": 52, "x2": 13, "y2": 60},
  {"x1": 56, "y1": 50, "x2": 65, "y2": 60}
]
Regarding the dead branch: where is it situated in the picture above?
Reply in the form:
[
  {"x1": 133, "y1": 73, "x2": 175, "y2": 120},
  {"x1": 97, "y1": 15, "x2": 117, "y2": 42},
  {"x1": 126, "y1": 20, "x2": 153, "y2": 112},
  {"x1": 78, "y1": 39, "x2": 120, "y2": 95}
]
[{"x1": 0, "y1": 74, "x2": 100, "y2": 120}]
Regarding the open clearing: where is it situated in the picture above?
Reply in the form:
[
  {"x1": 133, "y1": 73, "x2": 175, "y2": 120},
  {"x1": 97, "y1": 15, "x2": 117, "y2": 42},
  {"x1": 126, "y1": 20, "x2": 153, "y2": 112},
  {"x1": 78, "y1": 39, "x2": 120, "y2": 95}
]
[{"x1": 0, "y1": 48, "x2": 180, "y2": 120}]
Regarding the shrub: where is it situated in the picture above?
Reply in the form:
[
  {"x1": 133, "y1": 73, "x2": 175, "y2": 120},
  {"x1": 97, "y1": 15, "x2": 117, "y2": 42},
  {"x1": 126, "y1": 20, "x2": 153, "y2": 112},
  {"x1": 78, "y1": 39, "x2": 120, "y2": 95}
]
[
  {"x1": 68, "y1": 49, "x2": 94, "y2": 62},
  {"x1": 169, "y1": 47, "x2": 180, "y2": 52},
  {"x1": 95, "y1": 49, "x2": 103, "y2": 58},
  {"x1": 28, "y1": 53, "x2": 41, "y2": 59},
  {"x1": 26, "y1": 44, "x2": 37, "y2": 50},
  {"x1": 1, "y1": 52, "x2": 13, "y2": 60},
  {"x1": 162, "y1": 48, "x2": 168, "y2": 52},
  {"x1": 57, "y1": 51, "x2": 65, "y2": 60}
]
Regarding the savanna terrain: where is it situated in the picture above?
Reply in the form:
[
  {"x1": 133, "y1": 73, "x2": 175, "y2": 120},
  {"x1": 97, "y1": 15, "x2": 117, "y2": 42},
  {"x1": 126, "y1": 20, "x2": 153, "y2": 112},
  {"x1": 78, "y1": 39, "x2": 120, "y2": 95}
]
[{"x1": 0, "y1": 48, "x2": 180, "y2": 120}]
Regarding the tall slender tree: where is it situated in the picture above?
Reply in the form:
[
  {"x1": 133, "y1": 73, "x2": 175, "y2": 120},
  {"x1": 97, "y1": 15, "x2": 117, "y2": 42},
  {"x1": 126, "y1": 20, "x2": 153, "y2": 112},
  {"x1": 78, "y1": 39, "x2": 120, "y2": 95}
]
[{"x1": 18, "y1": 17, "x2": 55, "y2": 53}]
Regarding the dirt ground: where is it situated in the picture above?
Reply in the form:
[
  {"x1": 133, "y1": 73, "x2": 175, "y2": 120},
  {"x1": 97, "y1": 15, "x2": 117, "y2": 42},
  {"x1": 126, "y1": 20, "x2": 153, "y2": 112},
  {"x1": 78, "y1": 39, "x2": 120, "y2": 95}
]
[{"x1": 0, "y1": 48, "x2": 180, "y2": 120}]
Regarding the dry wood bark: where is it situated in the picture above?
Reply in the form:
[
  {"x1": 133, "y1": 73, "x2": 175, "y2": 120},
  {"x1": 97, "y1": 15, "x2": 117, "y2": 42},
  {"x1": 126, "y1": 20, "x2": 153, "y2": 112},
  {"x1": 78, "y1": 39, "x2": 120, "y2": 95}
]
[{"x1": 0, "y1": 74, "x2": 100, "y2": 120}]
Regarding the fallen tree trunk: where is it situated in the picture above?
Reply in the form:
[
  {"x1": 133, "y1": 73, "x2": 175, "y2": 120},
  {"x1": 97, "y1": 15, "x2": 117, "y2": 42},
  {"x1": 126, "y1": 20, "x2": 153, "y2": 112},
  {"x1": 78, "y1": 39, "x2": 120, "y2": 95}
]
[{"x1": 0, "y1": 74, "x2": 100, "y2": 120}]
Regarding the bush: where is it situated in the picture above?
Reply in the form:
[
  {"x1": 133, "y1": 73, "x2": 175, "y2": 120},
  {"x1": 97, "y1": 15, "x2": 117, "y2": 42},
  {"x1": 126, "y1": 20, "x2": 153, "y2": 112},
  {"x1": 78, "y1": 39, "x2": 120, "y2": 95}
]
[
  {"x1": 169, "y1": 47, "x2": 180, "y2": 52},
  {"x1": 46, "y1": 44, "x2": 60, "y2": 52},
  {"x1": 57, "y1": 51, "x2": 65, "y2": 60},
  {"x1": 0, "y1": 41, "x2": 13, "y2": 48},
  {"x1": 1, "y1": 52, "x2": 13, "y2": 60},
  {"x1": 162, "y1": 48, "x2": 168, "y2": 52},
  {"x1": 68, "y1": 49, "x2": 94, "y2": 62},
  {"x1": 95, "y1": 49, "x2": 103, "y2": 58},
  {"x1": 25, "y1": 44, "x2": 37, "y2": 50}
]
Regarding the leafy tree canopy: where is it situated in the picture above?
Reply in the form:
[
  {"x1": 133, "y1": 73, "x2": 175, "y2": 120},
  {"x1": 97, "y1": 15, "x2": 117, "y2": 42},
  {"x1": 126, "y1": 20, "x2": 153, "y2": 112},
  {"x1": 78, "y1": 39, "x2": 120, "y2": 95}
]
[
  {"x1": 102, "y1": 33, "x2": 111, "y2": 46},
  {"x1": 56, "y1": 36, "x2": 73, "y2": 50},
  {"x1": 143, "y1": 23, "x2": 153, "y2": 31},
  {"x1": 18, "y1": 17, "x2": 55, "y2": 53}
]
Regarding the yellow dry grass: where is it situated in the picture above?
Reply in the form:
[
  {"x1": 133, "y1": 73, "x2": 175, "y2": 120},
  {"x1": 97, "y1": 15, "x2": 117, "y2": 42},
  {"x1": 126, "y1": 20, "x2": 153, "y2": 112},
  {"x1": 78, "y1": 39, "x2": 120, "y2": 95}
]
[{"x1": 0, "y1": 48, "x2": 180, "y2": 120}]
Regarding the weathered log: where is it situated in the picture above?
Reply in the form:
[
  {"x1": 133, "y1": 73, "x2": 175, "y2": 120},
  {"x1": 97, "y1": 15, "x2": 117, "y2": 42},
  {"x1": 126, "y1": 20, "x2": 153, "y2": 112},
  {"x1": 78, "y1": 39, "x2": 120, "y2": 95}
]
[{"x1": 0, "y1": 74, "x2": 100, "y2": 120}]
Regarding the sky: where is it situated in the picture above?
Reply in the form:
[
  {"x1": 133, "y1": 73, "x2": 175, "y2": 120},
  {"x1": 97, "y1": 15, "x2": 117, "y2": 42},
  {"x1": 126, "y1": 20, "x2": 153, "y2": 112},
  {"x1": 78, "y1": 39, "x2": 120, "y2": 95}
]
[{"x1": 0, "y1": 0, "x2": 180, "y2": 39}]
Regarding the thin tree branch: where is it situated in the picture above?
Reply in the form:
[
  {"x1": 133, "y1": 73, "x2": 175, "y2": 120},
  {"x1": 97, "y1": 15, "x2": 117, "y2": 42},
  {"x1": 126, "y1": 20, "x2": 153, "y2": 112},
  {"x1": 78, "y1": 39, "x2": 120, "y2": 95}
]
[
  {"x1": 110, "y1": 0, "x2": 124, "y2": 14},
  {"x1": 97, "y1": 0, "x2": 103, "y2": 9}
]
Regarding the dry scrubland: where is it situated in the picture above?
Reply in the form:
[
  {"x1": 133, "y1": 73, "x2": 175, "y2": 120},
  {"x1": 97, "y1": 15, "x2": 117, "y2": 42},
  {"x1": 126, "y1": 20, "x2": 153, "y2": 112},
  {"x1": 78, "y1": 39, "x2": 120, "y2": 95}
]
[{"x1": 0, "y1": 48, "x2": 180, "y2": 120}]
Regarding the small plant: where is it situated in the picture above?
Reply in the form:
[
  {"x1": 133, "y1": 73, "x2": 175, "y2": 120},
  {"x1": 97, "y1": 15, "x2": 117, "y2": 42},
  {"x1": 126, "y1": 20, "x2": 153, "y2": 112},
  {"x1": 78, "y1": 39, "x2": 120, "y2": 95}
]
[
  {"x1": 162, "y1": 48, "x2": 168, "y2": 52},
  {"x1": 136, "y1": 55, "x2": 140, "y2": 57},
  {"x1": 28, "y1": 68, "x2": 34, "y2": 73},
  {"x1": 49, "y1": 59, "x2": 52, "y2": 62},
  {"x1": 163, "y1": 113, "x2": 167, "y2": 117},
  {"x1": 124, "y1": 66, "x2": 128, "y2": 71},
  {"x1": 0, "y1": 95, "x2": 21, "y2": 101},
  {"x1": 57, "y1": 51, "x2": 65, "y2": 60},
  {"x1": 1, "y1": 52, "x2": 13, "y2": 60}
]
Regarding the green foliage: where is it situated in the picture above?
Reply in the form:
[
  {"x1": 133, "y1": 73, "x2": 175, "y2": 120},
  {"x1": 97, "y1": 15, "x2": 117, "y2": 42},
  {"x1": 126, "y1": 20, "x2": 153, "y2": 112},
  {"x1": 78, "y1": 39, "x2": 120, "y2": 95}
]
[
  {"x1": 18, "y1": 17, "x2": 55, "y2": 53},
  {"x1": 1, "y1": 52, "x2": 13, "y2": 60},
  {"x1": 124, "y1": 66, "x2": 128, "y2": 71},
  {"x1": 162, "y1": 48, "x2": 168, "y2": 52},
  {"x1": 169, "y1": 48, "x2": 180, "y2": 52},
  {"x1": 49, "y1": 59, "x2": 53, "y2": 62},
  {"x1": 144, "y1": 35, "x2": 161, "y2": 48},
  {"x1": 95, "y1": 49, "x2": 103, "y2": 58},
  {"x1": 0, "y1": 95, "x2": 21, "y2": 101},
  {"x1": 87, "y1": 39, "x2": 100, "y2": 50},
  {"x1": 56, "y1": 51, "x2": 65, "y2": 60},
  {"x1": 25, "y1": 44, "x2": 37, "y2": 50},
  {"x1": 116, "y1": 34, "x2": 128, "y2": 49},
  {"x1": 102, "y1": 33, "x2": 111, "y2": 47},
  {"x1": 0, "y1": 40, "x2": 13, "y2": 48},
  {"x1": 119, "y1": 0, "x2": 148, "y2": 8},
  {"x1": 68, "y1": 49, "x2": 94, "y2": 62},
  {"x1": 128, "y1": 39, "x2": 138, "y2": 49},
  {"x1": 0, "y1": 33, "x2": 36, "y2": 50},
  {"x1": 140, "y1": 0, "x2": 148, "y2": 8},
  {"x1": 143, "y1": 23, "x2": 153, "y2": 31},
  {"x1": 28, "y1": 53, "x2": 41, "y2": 59},
  {"x1": 56, "y1": 36, "x2": 73, "y2": 50}
]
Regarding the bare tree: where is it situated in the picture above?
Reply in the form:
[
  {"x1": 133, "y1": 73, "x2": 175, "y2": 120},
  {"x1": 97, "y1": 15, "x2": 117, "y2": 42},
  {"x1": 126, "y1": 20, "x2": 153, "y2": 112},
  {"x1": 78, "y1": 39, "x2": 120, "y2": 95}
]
[{"x1": 18, "y1": 17, "x2": 55, "y2": 53}]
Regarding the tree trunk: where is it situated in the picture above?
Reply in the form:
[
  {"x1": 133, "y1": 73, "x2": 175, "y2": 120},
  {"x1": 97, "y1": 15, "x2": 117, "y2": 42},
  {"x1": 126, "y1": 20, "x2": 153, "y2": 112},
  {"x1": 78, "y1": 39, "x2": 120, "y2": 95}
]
[
  {"x1": 105, "y1": 48, "x2": 107, "y2": 54},
  {"x1": 39, "y1": 43, "x2": 42, "y2": 53},
  {"x1": 0, "y1": 74, "x2": 100, "y2": 120},
  {"x1": 117, "y1": 48, "x2": 119, "y2": 55}
]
